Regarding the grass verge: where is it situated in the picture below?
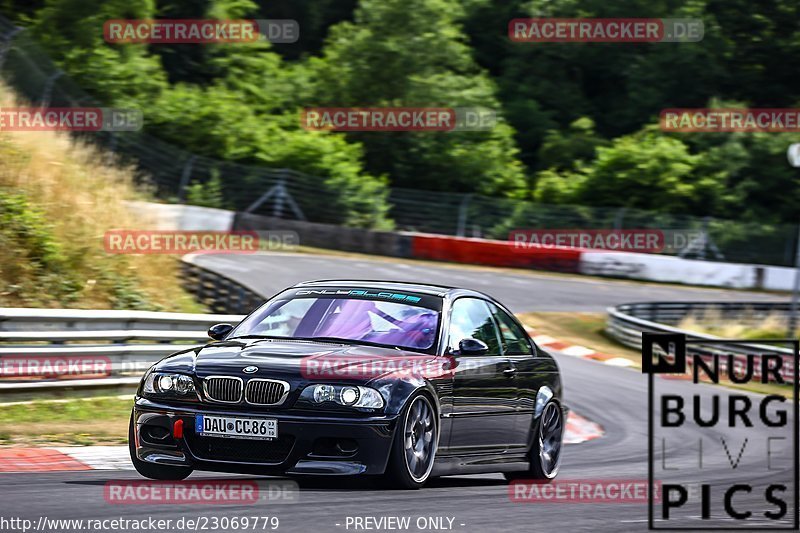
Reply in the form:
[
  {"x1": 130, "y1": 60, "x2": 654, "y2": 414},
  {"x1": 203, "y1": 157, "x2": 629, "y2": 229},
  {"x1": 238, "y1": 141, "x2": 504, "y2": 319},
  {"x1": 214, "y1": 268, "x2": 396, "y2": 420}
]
[
  {"x1": 518, "y1": 311, "x2": 643, "y2": 363},
  {"x1": 0, "y1": 396, "x2": 132, "y2": 446}
]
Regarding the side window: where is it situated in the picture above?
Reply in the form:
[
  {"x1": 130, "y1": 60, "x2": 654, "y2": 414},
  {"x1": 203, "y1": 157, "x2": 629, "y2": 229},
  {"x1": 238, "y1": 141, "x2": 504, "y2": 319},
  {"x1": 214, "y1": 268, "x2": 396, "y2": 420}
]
[
  {"x1": 448, "y1": 298, "x2": 501, "y2": 355},
  {"x1": 490, "y1": 304, "x2": 532, "y2": 356}
]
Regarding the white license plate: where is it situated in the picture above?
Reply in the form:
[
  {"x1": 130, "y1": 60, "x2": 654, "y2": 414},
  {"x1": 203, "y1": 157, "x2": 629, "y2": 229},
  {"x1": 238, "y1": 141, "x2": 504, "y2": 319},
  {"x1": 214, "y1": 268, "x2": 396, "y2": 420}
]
[{"x1": 196, "y1": 415, "x2": 277, "y2": 440}]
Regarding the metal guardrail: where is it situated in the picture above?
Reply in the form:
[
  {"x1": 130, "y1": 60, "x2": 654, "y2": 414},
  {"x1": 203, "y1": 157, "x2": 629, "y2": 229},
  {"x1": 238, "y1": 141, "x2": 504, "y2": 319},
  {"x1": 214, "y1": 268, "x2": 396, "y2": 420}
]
[
  {"x1": 608, "y1": 301, "x2": 795, "y2": 328},
  {"x1": 0, "y1": 330, "x2": 211, "y2": 342},
  {"x1": 0, "y1": 344, "x2": 203, "y2": 388},
  {"x1": 0, "y1": 305, "x2": 241, "y2": 386},
  {"x1": 0, "y1": 308, "x2": 247, "y2": 392},
  {"x1": 0, "y1": 258, "x2": 266, "y2": 393},
  {"x1": 606, "y1": 302, "x2": 796, "y2": 376},
  {"x1": 0, "y1": 308, "x2": 244, "y2": 332}
]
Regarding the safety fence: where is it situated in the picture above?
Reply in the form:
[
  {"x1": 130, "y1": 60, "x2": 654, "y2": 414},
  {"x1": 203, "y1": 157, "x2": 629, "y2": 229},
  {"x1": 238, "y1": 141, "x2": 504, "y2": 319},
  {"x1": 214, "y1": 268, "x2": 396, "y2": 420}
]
[
  {"x1": 231, "y1": 211, "x2": 797, "y2": 290},
  {"x1": 0, "y1": 259, "x2": 264, "y2": 393}
]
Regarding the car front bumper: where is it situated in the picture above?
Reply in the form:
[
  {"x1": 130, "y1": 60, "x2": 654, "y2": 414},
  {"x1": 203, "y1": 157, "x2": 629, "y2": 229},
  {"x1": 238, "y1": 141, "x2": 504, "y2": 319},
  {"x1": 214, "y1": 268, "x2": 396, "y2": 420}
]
[{"x1": 132, "y1": 398, "x2": 398, "y2": 476}]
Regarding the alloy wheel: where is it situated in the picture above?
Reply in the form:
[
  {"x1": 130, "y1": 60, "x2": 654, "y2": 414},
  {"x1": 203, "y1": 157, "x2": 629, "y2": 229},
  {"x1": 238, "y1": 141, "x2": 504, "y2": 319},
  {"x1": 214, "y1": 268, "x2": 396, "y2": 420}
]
[
  {"x1": 403, "y1": 395, "x2": 437, "y2": 483},
  {"x1": 538, "y1": 402, "x2": 564, "y2": 478}
]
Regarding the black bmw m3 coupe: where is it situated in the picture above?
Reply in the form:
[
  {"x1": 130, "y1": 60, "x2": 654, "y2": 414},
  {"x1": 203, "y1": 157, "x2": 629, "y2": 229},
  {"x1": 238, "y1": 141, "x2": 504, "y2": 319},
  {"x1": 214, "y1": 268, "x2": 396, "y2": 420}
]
[{"x1": 130, "y1": 280, "x2": 565, "y2": 488}]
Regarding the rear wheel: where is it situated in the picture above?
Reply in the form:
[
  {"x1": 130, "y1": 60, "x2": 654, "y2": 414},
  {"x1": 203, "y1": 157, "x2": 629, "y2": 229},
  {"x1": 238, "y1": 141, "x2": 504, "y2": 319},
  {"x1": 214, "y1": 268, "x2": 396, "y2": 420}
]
[
  {"x1": 505, "y1": 400, "x2": 564, "y2": 482},
  {"x1": 383, "y1": 393, "x2": 438, "y2": 489},
  {"x1": 128, "y1": 412, "x2": 192, "y2": 481}
]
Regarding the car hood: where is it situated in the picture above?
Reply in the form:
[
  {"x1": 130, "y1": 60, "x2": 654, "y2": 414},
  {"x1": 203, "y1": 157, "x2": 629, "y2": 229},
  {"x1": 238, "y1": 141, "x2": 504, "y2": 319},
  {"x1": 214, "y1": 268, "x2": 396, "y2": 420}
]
[{"x1": 157, "y1": 338, "x2": 444, "y2": 384}]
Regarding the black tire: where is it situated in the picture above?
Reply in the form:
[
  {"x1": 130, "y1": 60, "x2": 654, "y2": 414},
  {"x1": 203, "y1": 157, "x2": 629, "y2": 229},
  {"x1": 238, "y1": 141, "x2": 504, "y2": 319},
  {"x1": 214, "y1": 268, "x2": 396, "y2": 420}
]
[
  {"x1": 383, "y1": 393, "x2": 438, "y2": 489},
  {"x1": 128, "y1": 412, "x2": 192, "y2": 481},
  {"x1": 505, "y1": 400, "x2": 564, "y2": 482}
]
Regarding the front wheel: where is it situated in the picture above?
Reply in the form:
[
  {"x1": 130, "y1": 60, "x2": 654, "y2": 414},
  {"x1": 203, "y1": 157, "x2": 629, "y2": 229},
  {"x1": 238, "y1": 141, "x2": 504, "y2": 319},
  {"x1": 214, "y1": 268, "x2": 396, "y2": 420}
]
[
  {"x1": 505, "y1": 400, "x2": 564, "y2": 482},
  {"x1": 383, "y1": 393, "x2": 438, "y2": 489},
  {"x1": 128, "y1": 412, "x2": 192, "y2": 480}
]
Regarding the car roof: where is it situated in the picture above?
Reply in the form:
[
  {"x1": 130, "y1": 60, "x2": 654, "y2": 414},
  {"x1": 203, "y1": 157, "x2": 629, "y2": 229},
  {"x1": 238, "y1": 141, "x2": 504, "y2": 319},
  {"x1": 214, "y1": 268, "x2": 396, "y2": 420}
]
[{"x1": 293, "y1": 279, "x2": 482, "y2": 298}]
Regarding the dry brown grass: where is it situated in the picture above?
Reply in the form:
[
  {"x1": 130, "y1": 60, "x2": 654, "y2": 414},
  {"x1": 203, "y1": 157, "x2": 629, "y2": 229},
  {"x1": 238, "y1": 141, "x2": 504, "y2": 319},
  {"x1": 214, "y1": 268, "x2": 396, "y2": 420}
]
[
  {"x1": 0, "y1": 86, "x2": 202, "y2": 311},
  {"x1": 678, "y1": 308, "x2": 794, "y2": 340}
]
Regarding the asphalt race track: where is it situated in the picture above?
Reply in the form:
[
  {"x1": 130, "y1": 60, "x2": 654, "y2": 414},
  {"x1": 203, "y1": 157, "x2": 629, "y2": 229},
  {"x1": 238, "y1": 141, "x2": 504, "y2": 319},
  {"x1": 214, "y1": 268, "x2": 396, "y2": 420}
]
[{"x1": 0, "y1": 253, "x2": 793, "y2": 532}]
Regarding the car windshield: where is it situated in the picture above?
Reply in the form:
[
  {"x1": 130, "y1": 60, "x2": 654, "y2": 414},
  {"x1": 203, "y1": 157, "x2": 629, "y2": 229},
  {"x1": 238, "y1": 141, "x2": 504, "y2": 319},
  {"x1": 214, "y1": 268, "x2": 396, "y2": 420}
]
[{"x1": 230, "y1": 295, "x2": 440, "y2": 352}]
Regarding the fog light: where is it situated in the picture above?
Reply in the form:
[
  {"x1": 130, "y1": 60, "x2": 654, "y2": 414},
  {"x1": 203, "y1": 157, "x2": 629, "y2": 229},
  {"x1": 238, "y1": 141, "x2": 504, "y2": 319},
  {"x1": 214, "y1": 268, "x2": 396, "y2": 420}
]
[{"x1": 340, "y1": 386, "x2": 359, "y2": 405}]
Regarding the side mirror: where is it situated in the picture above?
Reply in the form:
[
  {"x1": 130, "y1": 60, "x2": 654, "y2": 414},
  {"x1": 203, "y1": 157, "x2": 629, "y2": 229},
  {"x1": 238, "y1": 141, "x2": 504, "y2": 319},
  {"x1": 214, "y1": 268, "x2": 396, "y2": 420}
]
[
  {"x1": 458, "y1": 338, "x2": 489, "y2": 356},
  {"x1": 208, "y1": 323, "x2": 233, "y2": 340}
]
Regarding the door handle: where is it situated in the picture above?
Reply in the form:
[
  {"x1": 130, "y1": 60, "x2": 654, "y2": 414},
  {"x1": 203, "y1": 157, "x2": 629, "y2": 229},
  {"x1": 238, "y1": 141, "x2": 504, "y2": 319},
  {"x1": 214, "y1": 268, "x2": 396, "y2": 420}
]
[{"x1": 503, "y1": 367, "x2": 517, "y2": 377}]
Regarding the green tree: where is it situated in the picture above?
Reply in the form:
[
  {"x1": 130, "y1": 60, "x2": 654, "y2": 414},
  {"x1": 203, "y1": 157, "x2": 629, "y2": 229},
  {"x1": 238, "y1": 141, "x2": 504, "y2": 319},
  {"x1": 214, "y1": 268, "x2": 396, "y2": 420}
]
[
  {"x1": 146, "y1": 83, "x2": 391, "y2": 227},
  {"x1": 533, "y1": 127, "x2": 726, "y2": 215},
  {"x1": 250, "y1": 0, "x2": 359, "y2": 60},
  {"x1": 308, "y1": 0, "x2": 527, "y2": 196},
  {"x1": 537, "y1": 117, "x2": 609, "y2": 172},
  {"x1": 24, "y1": 0, "x2": 392, "y2": 228},
  {"x1": 185, "y1": 172, "x2": 226, "y2": 208},
  {"x1": 31, "y1": 0, "x2": 168, "y2": 105}
]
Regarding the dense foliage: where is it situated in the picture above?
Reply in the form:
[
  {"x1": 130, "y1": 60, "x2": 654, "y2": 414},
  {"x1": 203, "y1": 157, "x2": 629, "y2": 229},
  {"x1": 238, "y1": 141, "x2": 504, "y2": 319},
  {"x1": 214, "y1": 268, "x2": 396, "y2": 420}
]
[{"x1": 2, "y1": 0, "x2": 799, "y2": 227}]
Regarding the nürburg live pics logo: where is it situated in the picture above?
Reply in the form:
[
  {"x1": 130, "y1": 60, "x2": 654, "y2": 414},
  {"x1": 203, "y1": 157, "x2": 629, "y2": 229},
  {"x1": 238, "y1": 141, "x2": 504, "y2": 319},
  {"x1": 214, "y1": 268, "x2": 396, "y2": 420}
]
[{"x1": 643, "y1": 333, "x2": 799, "y2": 530}]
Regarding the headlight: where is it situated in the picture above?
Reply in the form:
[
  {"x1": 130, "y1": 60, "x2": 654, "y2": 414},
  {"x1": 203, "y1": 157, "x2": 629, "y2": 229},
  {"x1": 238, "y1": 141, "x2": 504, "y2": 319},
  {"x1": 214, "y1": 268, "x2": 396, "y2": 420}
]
[
  {"x1": 142, "y1": 372, "x2": 198, "y2": 400},
  {"x1": 158, "y1": 375, "x2": 174, "y2": 391},
  {"x1": 340, "y1": 386, "x2": 359, "y2": 405},
  {"x1": 308, "y1": 384, "x2": 384, "y2": 409}
]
